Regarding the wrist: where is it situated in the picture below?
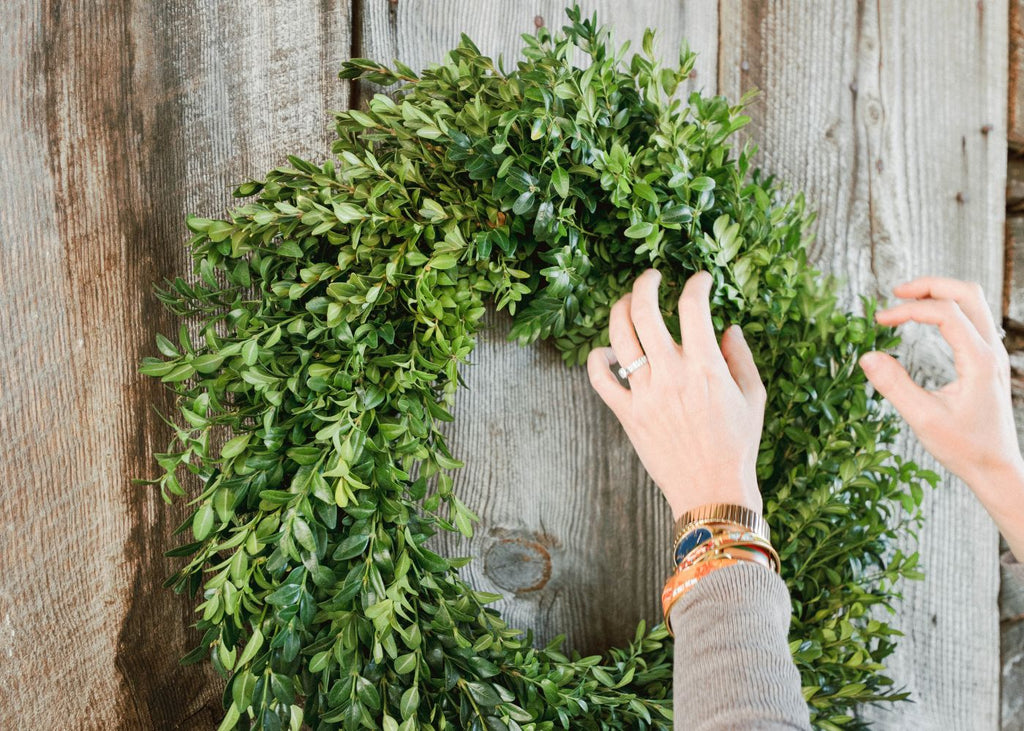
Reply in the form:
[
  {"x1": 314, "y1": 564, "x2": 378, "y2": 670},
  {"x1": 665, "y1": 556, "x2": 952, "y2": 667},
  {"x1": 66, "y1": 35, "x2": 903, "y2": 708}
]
[
  {"x1": 963, "y1": 454, "x2": 1024, "y2": 512},
  {"x1": 666, "y1": 475, "x2": 762, "y2": 523},
  {"x1": 963, "y1": 455, "x2": 1024, "y2": 561}
]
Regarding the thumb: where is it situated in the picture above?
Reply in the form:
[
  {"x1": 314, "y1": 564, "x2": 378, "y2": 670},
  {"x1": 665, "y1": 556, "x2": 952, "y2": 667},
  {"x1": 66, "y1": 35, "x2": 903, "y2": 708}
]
[
  {"x1": 586, "y1": 346, "x2": 630, "y2": 417},
  {"x1": 858, "y1": 351, "x2": 935, "y2": 422}
]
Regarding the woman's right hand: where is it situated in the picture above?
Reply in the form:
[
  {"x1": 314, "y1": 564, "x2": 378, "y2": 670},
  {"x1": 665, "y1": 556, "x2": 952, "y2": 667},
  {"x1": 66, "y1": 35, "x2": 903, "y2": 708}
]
[{"x1": 857, "y1": 276, "x2": 1024, "y2": 558}]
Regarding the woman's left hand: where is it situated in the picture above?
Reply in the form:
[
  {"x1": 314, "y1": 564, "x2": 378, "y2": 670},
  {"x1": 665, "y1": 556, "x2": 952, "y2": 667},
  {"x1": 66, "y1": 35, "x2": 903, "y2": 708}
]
[{"x1": 586, "y1": 268, "x2": 767, "y2": 521}]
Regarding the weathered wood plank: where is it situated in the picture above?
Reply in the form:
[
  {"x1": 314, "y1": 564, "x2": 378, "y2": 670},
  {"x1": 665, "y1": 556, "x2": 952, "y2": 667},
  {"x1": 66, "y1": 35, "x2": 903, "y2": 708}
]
[
  {"x1": 0, "y1": 1, "x2": 350, "y2": 727},
  {"x1": 1009, "y1": 216, "x2": 1024, "y2": 327},
  {"x1": 719, "y1": 1, "x2": 1006, "y2": 727},
  {"x1": 1002, "y1": 618, "x2": 1024, "y2": 729},
  {"x1": 1008, "y1": 154, "x2": 1024, "y2": 211},
  {"x1": 357, "y1": 0, "x2": 721, "y2": 656},
  {"x1": 358, "y1": 0, "x2": 719, "y2": 108},
  {"x1": 1011, "y1": 0, "x2": 1024, "y2": 147}
]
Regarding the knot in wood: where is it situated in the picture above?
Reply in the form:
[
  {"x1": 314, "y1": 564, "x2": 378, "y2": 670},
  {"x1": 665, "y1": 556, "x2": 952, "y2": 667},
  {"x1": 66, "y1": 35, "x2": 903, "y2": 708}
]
[{"x1": 484, "y1": 534, "x2": 552, "y2": 593}]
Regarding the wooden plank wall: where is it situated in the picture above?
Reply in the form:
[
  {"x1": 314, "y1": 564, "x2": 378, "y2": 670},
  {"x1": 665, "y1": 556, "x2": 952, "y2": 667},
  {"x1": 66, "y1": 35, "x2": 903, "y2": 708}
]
[
  {"x1": 717, "y1": 4, "x2": 1007, "y2": 729},
  {"x1": 1, "y1": 1, "x2": 350, "y2": 727},
  {"x1": 0, "y1": 0, "x2": 1008, "y2": 728},
  {"x1": 1004, "y1": 1, "x2": 1024, "y2": 729}
]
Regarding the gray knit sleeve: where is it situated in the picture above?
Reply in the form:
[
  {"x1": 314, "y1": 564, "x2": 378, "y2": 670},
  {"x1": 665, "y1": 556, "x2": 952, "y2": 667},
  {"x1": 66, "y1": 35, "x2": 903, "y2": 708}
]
[{"x1": 669, "y1": 562, "x2": 811, "y2": 730}]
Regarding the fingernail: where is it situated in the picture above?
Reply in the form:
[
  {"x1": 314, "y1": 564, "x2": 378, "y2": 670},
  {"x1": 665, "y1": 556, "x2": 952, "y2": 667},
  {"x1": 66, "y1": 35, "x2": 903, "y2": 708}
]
[
  {"x1": 731, "y1": 324, "x2": 744, "y2": 338},
  {"x1": 859, "y1": 352, "x2": 881, "y2": 369}
]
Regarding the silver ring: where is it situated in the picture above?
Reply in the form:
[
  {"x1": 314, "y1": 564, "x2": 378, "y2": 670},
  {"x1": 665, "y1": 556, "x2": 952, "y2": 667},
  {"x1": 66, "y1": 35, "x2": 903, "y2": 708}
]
[{"x1": 617, "y1": 354, "x2": 648, "y2": 379}]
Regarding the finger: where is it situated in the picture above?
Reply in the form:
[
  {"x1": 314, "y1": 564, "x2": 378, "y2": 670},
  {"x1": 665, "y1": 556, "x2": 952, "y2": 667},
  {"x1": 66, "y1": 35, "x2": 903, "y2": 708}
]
[
  {"x1": 586, "y1": 346, "x2": 631, "y2": 416},
  {"x1": 720, "y1": 325, "x2": 767, "y2": 404},
  {"x1": 677, "y1": 270, "x2": 727, "y2": 370},
  {"x1": 858, "y1": 351, "x2": 940, "y2": 426},
  {"x1": 608, "y1": 293, "x2": 650, "y2": 388},
  {"x1": 629, "y1": 269, "x2": 680, "y2": 362},
  {"x1": 874, "y1": 299, "x2": 990, "y2": 378},
  {"x1": 891, "y1": 276, "x2": 1000, "y2": 345}
]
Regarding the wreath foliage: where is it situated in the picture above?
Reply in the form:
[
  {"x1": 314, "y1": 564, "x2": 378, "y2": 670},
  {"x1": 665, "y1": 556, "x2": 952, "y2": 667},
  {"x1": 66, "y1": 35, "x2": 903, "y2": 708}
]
[{"x1": 140, "y1": 6, "x2": 939, "y2": 730}]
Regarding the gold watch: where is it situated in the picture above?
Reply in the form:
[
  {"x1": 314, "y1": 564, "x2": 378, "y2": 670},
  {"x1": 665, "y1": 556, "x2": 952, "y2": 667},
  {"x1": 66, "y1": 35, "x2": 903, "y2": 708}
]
[{"x1": 672, "y1": 503, "x2": 770, "y2": 546}]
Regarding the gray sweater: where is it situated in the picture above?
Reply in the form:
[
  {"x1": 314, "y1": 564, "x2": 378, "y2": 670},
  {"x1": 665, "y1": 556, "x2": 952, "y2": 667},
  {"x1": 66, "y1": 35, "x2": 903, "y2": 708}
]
[{"x1": 669, "y1": 562, "x2": 812, "y2": 729}]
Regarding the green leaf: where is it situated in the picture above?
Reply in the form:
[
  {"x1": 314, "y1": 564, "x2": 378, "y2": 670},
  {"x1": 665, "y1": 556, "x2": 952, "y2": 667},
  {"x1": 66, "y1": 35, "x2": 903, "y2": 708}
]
[
  {"x1": 191, "y1": 353, "x2": 224, "y2": 374},
  {"x1": 216, "y1": 704, "x2": 240, "y2": 731},
  {"x1": 161, "y1": 363, "x2": 195, "y2": 383},
  {"x1": 429, "y1": 253, "x2": 458, "y2": 270},
  {"x1": 309, "y1": 650, "x2": 331, "y2": 673},
  {"x1": 220, "y1": 434, "x2": 251, "y2": 460},
  {"x1": 400, "y1": 685, "x2": 419, "y2": 719},
  {"x1": 333, "y1": 532, "x2": 371, "y2": 561},
  {"x1": 465, "y1": 681, "x2": 501, "y2": 707},
  {"x1": 394, "y1": 652, "x2": 417, "y2": 674},
  {"x1": 633, "y1": 181, "x2": 657, "y2": 204},
  {"x1": 418, "y1": 199, "x2": 447, "y2": 221},
  {"x1": 241, "y1": 339, "x2": 259, "y2": 366},
  {"x1": 551, "y1": 168, "x2": 570, "y2": 198},
  {"x1": 624, "y1": 222, "x2": 654, "y2": 239},
  {"x1": 690, "y1": 176, "x2": 716, "y2": 191},
  {"x1": 512, "y1": 191, "x2": 535, "y2": 215},
  {"x1": 192, "y1": 503, "x2": 215, "y2": 541},
  {"x1": 237, "y1": 629, "x2": 264, "y2": 667},
  {"x1": 334, "y1": 202, "x2": 368, "y2": 224},
  {"x1": 533, "y1": 201, "x2": 556, "y2": 240},
  {"x1": 348, "y1": 110, "x2": 376, "y2": 127},
  {"x1": 155, "y1": 333, "x2": 179, "y2": 357}
]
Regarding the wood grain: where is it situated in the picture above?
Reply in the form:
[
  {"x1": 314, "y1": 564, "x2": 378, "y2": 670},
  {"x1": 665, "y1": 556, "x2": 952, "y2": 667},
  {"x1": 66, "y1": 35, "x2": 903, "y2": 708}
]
[
  {"x1": 0, "y1": 1, "x2": 350, "y2": 727},
  {"x1": 719, "y1": 1, "x2": 1006, "y2": 728},
  {"x1": 357, "y1": 0, "x2": 719, "y2": 106},
  {"x1": 1011, "y1": 0, "x2": 1024, "y2": 147},
  {"x1": 1008, "y1": 154, "x2": 1024, "y2": 211},
  {"x1": 1009, "y1": 217, "x2": 1024, "y2": 324}
]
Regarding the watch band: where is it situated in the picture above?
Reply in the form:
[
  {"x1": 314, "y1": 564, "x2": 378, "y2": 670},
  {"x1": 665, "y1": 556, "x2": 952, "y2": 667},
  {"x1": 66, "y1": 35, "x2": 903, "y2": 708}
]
[{"x1": 672, "y1": 503, "x2": 770, "y2": 546}]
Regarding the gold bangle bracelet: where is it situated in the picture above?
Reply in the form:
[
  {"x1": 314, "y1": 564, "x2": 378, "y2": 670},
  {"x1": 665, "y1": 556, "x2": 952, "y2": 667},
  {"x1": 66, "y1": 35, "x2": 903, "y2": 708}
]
[
  {"x1": 696, "y1": 545, "x2": 774, "y2": 572},
  {"x1": 672, "y1": 503, "x2": 770, "y2": 546}
]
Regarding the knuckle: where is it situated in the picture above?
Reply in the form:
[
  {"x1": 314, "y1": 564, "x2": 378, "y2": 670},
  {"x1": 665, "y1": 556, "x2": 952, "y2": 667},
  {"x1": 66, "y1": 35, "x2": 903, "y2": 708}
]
[
  {"x1": 914, "y1": 407, "x2": 942, "y2": 434},
  {"x1": 938, "y1": 299, "x2": 959, "y2": 317},
  {"x1": 981, "y1": 346, "x2": 1010, "y2": 378}
]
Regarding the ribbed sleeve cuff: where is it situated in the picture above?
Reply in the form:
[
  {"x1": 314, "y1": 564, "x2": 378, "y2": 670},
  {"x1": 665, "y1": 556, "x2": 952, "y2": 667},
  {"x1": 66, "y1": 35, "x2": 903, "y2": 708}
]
[{"x1": 669, "y1": 562, "x2": 811, "y2": 730}]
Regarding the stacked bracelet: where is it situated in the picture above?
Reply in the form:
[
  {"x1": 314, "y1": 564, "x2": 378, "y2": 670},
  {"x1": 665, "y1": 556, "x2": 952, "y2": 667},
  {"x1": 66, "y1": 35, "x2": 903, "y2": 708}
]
[
  {"x1": 674, "y1": 527, "x2": 780, "y2": 572},
  {"x1": 661, "y1": 503, "x2": 779, "y2": 637}
]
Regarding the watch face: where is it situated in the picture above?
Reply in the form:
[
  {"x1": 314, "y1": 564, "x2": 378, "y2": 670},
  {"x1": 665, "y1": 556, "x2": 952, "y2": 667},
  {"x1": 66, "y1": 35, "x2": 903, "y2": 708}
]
[{"x1": 674, "y1": 527, "x2": 713, "y2": 563}]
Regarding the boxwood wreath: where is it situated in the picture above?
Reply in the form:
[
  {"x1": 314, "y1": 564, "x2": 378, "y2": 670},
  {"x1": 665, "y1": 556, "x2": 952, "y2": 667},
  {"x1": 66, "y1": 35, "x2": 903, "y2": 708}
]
[{"x1": 139, "y1": 6, "x2": 940, "y2": 730}]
